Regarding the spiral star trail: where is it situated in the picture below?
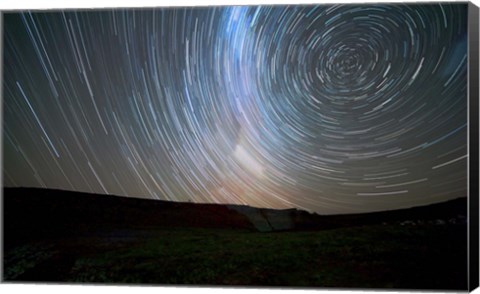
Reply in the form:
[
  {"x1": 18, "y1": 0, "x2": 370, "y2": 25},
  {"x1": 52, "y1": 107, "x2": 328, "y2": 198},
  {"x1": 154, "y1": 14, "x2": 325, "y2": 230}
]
[{"x1": 3, "y1": 4, "x2": 468, "y2": 214}]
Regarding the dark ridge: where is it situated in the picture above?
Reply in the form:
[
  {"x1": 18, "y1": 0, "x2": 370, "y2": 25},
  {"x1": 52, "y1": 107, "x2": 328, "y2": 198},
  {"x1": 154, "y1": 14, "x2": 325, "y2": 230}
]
[
  {"x1": 3, "y1": 187, "x2": 256, "y2": 246},
  {"x1": 3, "y1": 187, "x2": 467, "y2": 242},
  {"x1": 288, "y1": 196, "x2": 466, "y2": 231},
  {"x1": 229, "y1": 196, "x2": 467, "y2": 232}
]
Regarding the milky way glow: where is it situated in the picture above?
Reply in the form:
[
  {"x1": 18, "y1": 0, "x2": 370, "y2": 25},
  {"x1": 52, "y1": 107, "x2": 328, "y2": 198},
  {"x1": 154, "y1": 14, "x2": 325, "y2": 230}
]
[{"x1": 3, "y1": 4, "x2": 468, "y2": 214}]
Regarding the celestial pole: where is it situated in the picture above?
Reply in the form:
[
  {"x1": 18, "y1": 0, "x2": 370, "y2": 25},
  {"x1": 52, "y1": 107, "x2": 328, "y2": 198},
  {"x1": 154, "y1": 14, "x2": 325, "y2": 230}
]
[{"x1": 3, "y1": 4, "x2": 468, "y2": 214}]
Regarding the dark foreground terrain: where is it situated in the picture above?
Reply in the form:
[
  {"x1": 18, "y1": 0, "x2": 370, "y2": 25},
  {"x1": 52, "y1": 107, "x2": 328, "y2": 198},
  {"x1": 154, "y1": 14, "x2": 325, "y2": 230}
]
[{"x1": 3, "y1": 188, "x2": 468, "y2": 289}]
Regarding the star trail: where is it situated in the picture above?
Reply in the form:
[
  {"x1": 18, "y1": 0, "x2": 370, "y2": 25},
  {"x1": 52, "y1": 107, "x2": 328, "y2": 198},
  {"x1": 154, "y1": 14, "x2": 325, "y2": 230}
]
[{"x1": 3, "y1": 4, "x2": 468, "y2": 214}]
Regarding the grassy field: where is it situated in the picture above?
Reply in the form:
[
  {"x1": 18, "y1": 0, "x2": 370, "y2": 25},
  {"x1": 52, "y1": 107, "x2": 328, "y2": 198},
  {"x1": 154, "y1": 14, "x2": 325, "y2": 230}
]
[{"x1": 4, "y1": 223, "x2": 467, "y2": 289}]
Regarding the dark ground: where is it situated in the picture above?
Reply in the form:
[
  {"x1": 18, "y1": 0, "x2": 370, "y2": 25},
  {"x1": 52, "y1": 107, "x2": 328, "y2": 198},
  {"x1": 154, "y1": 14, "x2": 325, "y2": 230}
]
[{"x1": 2, "y1": 188, "x2": 468, "y2": 290}]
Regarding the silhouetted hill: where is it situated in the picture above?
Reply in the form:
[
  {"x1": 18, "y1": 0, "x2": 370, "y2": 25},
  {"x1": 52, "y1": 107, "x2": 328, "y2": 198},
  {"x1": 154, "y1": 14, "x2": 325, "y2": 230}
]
[
  {"x1": 3, "y1": 187, "x2": 255, "y2": 246},
  {"x1": 3, "y1": 187, "x2": 467, "y2": 241},
  {"x1": 293, "y1": 197, "x2": 466, "y2": 230},
  {"x1": 230, "y1": 197, "x2": 466, "y2": 232}
]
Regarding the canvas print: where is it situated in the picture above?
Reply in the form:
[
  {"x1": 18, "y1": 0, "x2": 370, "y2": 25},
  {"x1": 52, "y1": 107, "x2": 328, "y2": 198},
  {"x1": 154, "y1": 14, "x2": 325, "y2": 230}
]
[{"x1": 2, "y1": 2, "x2": 478, "y2": 290}]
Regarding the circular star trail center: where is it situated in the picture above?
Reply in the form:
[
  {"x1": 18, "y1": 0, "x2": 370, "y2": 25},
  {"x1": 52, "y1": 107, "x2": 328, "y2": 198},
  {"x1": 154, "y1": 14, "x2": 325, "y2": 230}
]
[{"x1": 3, "y1": 4, "x2": 468, "y2": 213}]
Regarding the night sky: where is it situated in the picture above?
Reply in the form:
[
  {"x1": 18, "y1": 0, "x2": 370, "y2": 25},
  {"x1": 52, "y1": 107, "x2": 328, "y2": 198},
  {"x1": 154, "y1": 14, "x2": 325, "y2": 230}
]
[{"x1": 3, "y1": 4, "x2": 468, "y2": 214}]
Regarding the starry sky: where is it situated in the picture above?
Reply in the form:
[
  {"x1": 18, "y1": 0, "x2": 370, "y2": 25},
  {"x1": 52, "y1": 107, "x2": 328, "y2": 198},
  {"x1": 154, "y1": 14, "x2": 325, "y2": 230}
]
[{"x1": 3, "y1": 4, "x2": 469, "y2": 214}]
